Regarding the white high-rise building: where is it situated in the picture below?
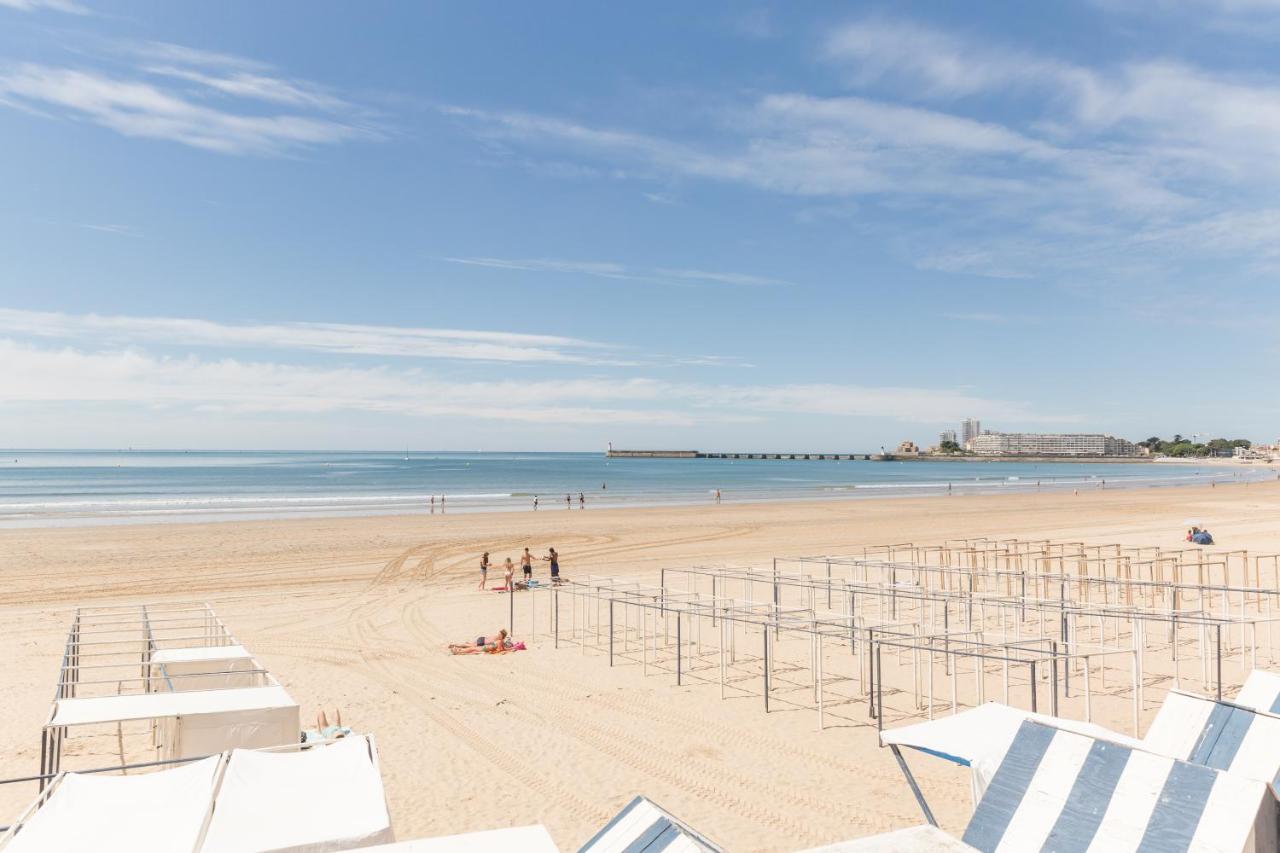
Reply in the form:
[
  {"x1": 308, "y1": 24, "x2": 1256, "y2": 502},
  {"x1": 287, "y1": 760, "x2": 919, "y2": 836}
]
[
  {"x1": 969, "y1": 433, "x2": 1139, "y2": 457},
  {"x1": 961, "y1": 419, "x2": 982, "y2": 447},
  {"x1": 939, "y1": 429, "x2": 957, "y2": 446}
]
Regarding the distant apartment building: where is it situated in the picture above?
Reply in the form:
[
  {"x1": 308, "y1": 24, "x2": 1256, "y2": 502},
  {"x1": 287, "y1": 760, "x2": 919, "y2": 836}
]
[
  {"x1": 961, "y1": 418, "x2": 982, "y2": 448},
  {"x1": 939, "y1": 429, "x2": 957, "y2": 446},
  {"x1": 970, "y1": 432, "x2": 1139, "y2": 457}
]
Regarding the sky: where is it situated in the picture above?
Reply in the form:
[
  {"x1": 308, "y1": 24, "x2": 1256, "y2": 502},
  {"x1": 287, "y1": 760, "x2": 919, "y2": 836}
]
[{"x1": 0, "y1": 0, "x2": 1277, "y2": 451}]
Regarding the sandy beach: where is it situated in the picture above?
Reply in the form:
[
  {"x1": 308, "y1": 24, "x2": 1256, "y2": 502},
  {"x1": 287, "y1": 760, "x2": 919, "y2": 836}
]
[{"x1": 2, "y1": 481, "x2": 1279, "y2": 850}]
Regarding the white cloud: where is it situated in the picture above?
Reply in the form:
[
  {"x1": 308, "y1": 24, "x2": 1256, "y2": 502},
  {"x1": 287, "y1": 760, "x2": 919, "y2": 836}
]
[
  {"x1": 0, "y1": 39, "x2": 380, "y2": 155},
  {"x1": 142, "y1": 66, "x2": 347, "y2": 110},
  {"x1": 821, "y1": 19, "x2": 1071, "y2": 98},
  {"x1": 0, "y1": 308, "x2": 625, "y2": 365},
  {"x1": 440, "y1": 19, "x2": 1280, "y2": 284},
  {"x1": 0, "y1": 0, "x2": 88, "y2": 14},
  {"x1": 0, "y1": 63, "x2": 372, "y2": 155},
  {"x1": 445, "y1": 257, "x2": 792, "y2": 286},
  {"x1": 0, "y1": 338, "x2": 1068, "y2": 427}
]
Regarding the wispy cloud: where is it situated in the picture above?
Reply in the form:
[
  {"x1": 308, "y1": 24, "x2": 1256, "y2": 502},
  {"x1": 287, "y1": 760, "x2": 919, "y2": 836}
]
[
  {"x1": 0, "y1": 308, "x2": 629, "y2": 366},
  {"x1": 0, "y1": 40, "x2": 380, "y2": 155},
  {"x1": 0, "y1": 0, "x2": 88, "y2": 14},
  {"x1": 440, "y1": 19, "x2": 1280, "y2": 284},
  {"x1": 77, "y1": 222, "x2": 140, "y2": 237},
  {"x1": 444, "y1": 257, "x2": 792, "y2": 287},
  {"x1": 0, "y1": 338, "x2": 1070, "y2": 427}
]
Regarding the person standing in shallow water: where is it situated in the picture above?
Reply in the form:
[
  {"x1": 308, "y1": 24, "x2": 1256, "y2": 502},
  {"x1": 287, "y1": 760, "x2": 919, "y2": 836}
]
[
  {"x1": 578, "y1": 492, "x2": 585, "y2": 509},
  {"x1": 565, "y1": 493, "x2": 571, "y2": 509}
]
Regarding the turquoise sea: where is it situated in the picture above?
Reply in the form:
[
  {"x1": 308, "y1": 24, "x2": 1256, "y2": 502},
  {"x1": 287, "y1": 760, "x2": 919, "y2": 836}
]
[{"x1": 0, "y1": 450, "x2": 1265, "y2": 528}]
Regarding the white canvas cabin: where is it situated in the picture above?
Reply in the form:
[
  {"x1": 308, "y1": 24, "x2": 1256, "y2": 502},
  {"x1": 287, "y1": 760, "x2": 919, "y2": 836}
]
[
  {"x1": 41, "y1": 602, "x2": 300, "y2": 778},
  {"x1": 0, "y1": 736, "x2": 393, "y2": 852}
]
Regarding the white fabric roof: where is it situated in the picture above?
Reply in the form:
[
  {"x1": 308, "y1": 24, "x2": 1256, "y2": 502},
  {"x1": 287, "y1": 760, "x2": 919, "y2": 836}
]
[
  {"x1": 150, "y1": 645, "x2": 252, "y2": 665},
  {"x1": 879, "y1": 702, "x2": 1145, "y2": 766},
  {"x1": 3, "y1": 756, "x2": 221, "y2": 853},
  {"x1": 798, "y1": 825, "x2": 976, "y2": 852},
  {"x1": 1235, "y1": 669, "x2": 1280, "y2": 714},
  {"x1": 580, "y1": 796, "x2": 717, "y2": 852},
  {"x1": 361, "y1": 825, "x2": 558, "y2": 851},
  {"x1": 200, "y1": 736, "x2": 393, "y2": 853},
  {"x1": 50, "y1": 685, "x2": 296, "y2": 727}
]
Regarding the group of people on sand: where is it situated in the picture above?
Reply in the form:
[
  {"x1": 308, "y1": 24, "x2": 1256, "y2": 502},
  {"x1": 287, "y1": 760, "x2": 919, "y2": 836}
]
[
  {"x1": 478, "y1": 546, "x2": 561, "y2": 590},
  {"x1": 1187, "y1": 526, "x2": 1215, "y2": 546}
]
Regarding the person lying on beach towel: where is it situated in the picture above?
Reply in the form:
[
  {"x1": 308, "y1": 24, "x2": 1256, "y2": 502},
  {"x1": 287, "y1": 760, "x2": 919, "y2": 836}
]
[
  {"x1": 301, "y1": 709, "x2": 352, "y2": 743},
  {"x1": 449, "y1": 629, "x2": 509, "y2": 654}
]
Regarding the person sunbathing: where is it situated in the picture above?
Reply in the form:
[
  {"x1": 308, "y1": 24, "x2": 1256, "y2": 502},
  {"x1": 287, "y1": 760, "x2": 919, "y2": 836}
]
[
  {"x1": 449, "y1": 629, "x2": 508, "y2": 654},
  {"x1": 302, "y1": 709, "x2": 352, "y2": 742}
]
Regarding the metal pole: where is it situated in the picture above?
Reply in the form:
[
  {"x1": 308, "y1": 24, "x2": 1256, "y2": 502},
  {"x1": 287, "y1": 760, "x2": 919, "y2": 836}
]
[
  {"x1": 609, "y1": 601, "x2": 614, "y2": 667},
  {"x1": 1216, "y1": 623, "x2": 1223, "y2": 701},
  {"x1": 554, "y1": 585, "x2": 559, "y2": 649},
  {"x1": 508, "y1": 590, "x2": 514, "y2": 638},
  {"x1": 676, "y1": 614, "x2": 682, "y2": 686},
  {"x1": 1030, "y1": 661, "x2": 1037, "y2": 713},
  {"x1": 876, "y1": 643, "x2": 884, "y2": 733},
  {"x1": 890, "y1": 745, "x2": 938, "y2": 827},
  {"x1": 763, "y1": 630, "x2": 770, "y2": 713}
]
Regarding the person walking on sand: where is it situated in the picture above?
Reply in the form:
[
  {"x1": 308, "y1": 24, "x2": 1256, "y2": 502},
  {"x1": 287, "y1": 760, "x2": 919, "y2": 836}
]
[
  {"x1": 533, "y1": 495, "x2": 539, "y2": 511},
  {"x1": 521, "y1": 547, "x2": 533, "y2": 583},
  {"x1": 503, "y1": 557, "x2": 515, "y2": 590},
  {"x1": 478, "y1": 551, "x2": 490, "y2": 590},
  {"x1": 542, "y1": 547, "x2": 560, "y2": 584}
]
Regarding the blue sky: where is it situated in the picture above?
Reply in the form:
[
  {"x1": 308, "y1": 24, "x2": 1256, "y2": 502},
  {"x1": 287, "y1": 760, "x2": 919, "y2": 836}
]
[{"x1": 0, "y1": 1, "x2": 1276, "y2": 451}]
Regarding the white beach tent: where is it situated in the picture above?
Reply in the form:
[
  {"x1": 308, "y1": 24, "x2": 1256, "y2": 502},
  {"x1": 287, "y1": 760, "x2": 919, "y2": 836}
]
[
  {"x1": 47, "y1": 684, "x2": 299, "y2": 763},
  {"x1": 201, "y1": 735, "x2": 394, "y2": 852},
  {"x1": 578, "y1": 796, "x2": 722, "y2": 853},
  {"x1": 958, "y1": 720, "x2": 1276, "y2": 852},
  {"x1": 149, "y1": 644, "x2": 264, "y2": 691},
  {"x1": 0, "y1": 736, "x2": 393, "y2": 853},
  {"x1": 1, "y1": 755, "x2": 222, "y2": 852},
  {"x1": 1235, "y1": 669, "x2": 1280, "y2": 714}
]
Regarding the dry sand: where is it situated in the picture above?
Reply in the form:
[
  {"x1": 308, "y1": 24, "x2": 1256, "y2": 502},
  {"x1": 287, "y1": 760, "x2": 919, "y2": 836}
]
[{"x1": 2, "y1": 481, "x2": 1279, "y2": 850}]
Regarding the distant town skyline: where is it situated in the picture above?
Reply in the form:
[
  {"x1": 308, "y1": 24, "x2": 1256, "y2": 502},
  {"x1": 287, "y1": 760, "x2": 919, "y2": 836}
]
[{"x1": 1, "y1": 2, "x2": 1278, "y2": 450}]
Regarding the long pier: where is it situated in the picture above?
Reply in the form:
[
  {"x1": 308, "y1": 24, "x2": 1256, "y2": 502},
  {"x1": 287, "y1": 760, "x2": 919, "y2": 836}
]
[{"x1": 606, "y1": 449, "x2": 877, "y2": 461}]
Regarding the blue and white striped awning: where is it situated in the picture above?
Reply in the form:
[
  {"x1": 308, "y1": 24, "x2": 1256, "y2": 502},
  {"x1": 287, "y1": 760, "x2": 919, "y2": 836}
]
[
  {"x1": 1143, "y1": 690, "x2": 1280, "y2": 789},
  {"x1": 1235, "y1": 670, "x2": 1280, "y2": 715},
  {"x1": 578, "y1": 796, "x2": 722, "y2": 853},
  {"x1": 960, "y1": 720, "x2": 1272, "y2": 853}
]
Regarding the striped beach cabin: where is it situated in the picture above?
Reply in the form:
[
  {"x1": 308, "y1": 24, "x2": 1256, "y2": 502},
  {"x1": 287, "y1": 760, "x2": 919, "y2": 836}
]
[{"x1": 961, "y1": 720, "x2": 1276, "y2": 852}]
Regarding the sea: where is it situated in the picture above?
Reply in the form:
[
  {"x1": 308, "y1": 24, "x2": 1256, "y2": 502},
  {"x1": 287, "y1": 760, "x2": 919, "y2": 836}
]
[{"x1": 0, "y1": 450, "x2": 1268, "y2": 528}]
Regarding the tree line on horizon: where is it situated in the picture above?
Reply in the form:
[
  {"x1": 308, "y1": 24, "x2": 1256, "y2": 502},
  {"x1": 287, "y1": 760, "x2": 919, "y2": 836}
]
[
  {"x1": 1136, "y1": 435, "x2": 1251, "y2": 457},
  {"x1": 933, "y1": 435, "x2": 1251, "y2": 457}
]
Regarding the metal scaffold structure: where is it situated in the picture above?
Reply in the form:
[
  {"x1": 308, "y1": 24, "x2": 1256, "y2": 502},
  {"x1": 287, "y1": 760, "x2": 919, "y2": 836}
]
[{"x1": 504, "y1": 539, "x2": 1280, "y2": 738}]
